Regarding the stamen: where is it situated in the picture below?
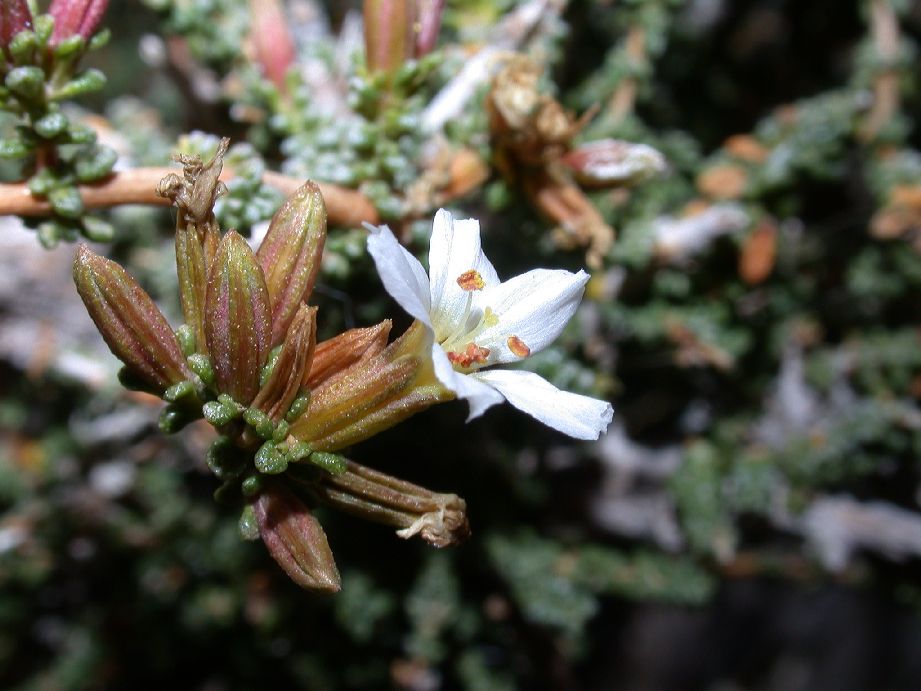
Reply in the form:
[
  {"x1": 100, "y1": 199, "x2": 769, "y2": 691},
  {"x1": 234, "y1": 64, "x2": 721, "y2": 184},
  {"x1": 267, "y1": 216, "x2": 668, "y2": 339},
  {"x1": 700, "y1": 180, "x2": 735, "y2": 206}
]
[
  {"x1": 507, "y1": 336, "x2": 531, "y2": 358},
  {"x1": 456, "y1": 269, "x2": 485, "y2": 291},
  {"x1": 446, "y1": 343, "x2": 491, "y2": 368}
]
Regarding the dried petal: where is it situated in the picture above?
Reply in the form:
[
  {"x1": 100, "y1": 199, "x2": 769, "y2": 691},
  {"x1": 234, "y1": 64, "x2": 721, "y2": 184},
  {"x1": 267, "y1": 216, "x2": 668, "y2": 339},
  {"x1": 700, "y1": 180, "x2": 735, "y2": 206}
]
[
  {"x1": 252, "y1": 304, "x2": 317, "y2": 422},
  {"x1": 254, "y1": 483, "x2": 340, "y2": 592},
  {"x1": 1, "y1": 0, "x2": 32, "y2": 51},
  {"x1": 205, "y1": 231, "x2": 273, "y2": 404},
  {"x1": 48, "y1": 0, "x2": 108, "y2": 45},
  {"x1": 256, "y1": 182, "x2": 327, "y2": 347},
  {"x1": 306, "y1": 320, "x2": 391, "y2": 389},
  {"x1": 248, "y1": 0, "x2": 295, "y2": 93},
  {"x1": 363, "y1": 0, "x2": 414, "y2": 74},
  {"x1": 561, "y1": 139, "x2": 666, "y2": 187},
  {"x1": 73, "y1": 245, "x2": 191, "y2": 393}
]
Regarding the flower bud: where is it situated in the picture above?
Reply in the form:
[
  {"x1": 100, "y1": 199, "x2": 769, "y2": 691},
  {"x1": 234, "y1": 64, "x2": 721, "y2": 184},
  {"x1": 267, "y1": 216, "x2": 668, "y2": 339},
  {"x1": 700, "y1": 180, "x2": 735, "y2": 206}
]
[
  {"x1": 414, "y1": 0, "x2": 445, "y2": 58},
  {"x1": 205, "y1": 231, "x2": 273, "y2": 404},
  {"x1": 48, "y1": 0, "x2": 109, "y2": 46},
  {"x1": 363, "y1": 0, "x2": 414, "y2": 75},
  {"x1": 253, "y1": 482, "x2": 340, "y2": 592},
  {"x1": 0, "y1": 1, "x2": 32, "y2": 54},
  {"x1": 252, "y1": 304, "x2": 317, "y2": 423},
  {"x1": 306, "y1": 320, "x2": 391, "y2": 389},
  {"x1": 73, "y1": 245, "x2": 191, "y2": 393},
  {"x1": 256, "y1": 181, "x2": 326, "y2": 347},
  {"x1": 561, "y1": 139, "x2": 667, "y2": 187},
  {"x1": 248, "y1": 0, "x2": 295, "y2": 93}
]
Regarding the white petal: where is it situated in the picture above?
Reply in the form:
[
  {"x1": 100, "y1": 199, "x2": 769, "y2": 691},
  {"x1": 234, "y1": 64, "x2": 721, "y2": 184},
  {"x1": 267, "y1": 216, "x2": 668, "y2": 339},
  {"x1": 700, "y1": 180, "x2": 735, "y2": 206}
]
[
  {"x1": 366, "y1": 224, "x2": 433, "y2": 327},
  {"x1": 428, "y1": 210, "x2": 499, "y2": 339},
  {"x1": 472, "y1": 369, "x2": 613, "y2": 440},
  {"x1": 475, "y1": 269, "x2": 589, "y2": 363},
  {"x1": 431, "y1": 343, "x2": 504, "y2": 421}
]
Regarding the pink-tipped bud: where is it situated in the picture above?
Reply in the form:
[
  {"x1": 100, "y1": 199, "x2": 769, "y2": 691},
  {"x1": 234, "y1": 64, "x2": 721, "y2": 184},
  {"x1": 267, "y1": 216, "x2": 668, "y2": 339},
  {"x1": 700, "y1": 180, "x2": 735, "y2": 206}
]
[
  {"x1": 205, "y1": 231, "x2": 273, "y2": 404},
  {"x1": 1, "y1": 0, "x2": 32, "y2": 51},
  {"x1": 254, "y1": 483, "x2": 340, "y2": 592},
  {"x1": 414, "y1": 0, "x2": 444, "y2": 57},
  {"x1": 73, "y1": 245, "x2": 192, "y2": 393},
  {"x1": 48, "y1": 0, "x2": 109, "y2": 45},
  {"x1": 248, "y1": 0, "x2": 296, "y2": 93}
]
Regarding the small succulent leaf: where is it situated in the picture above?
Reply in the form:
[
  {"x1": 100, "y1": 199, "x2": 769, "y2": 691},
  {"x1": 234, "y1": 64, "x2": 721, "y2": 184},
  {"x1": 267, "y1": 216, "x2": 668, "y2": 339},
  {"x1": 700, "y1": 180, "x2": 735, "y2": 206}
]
[
  {"x1": 256, "y1": 181, "x2": 327, "y2": 347},
  {"x1": 254, "y1": 483, "x2": 341, "y2": 592},
  {"x1": 205, "y1": 231, "x2": 272, "y2": 404},
  {"x1": 73, "y1": 245, "x2": 191, "y2": 393}
]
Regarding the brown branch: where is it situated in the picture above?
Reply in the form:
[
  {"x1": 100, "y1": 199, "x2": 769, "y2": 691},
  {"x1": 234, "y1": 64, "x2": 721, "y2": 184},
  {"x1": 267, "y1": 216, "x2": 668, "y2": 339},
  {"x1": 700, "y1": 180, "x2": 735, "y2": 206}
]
[
  {"x1": 0, "y1": 167, "x2": 380, "y2": 227},
  {"x1": 858, "y1": 0, "x2": 900, "y2": 142}
]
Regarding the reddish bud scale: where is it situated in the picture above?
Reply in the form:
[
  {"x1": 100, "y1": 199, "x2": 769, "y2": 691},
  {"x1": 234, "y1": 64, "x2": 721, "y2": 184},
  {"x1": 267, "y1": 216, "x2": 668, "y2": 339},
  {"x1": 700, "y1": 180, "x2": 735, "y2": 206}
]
[
  {"x1": 73, "y1": 246, "x2": 191, "y2": 393},
  {"x1": 254, "y1": 482, "x2": 340, "y2": 592},
  {"x1": 256, "y1": 182, "x2": 327, "y2": 347},
  {"x1": 414, "y1": 0, "x2": 445, "y2": 58},
  {"x1": 205, "y1": 232, "x2": 273, "y2": 404},
  {"x1": 48, "y1": 0, "x2": 109, "y2": 45},
  {"x1": 0, "y1": 0, "x2": 32, "y2": 51}
]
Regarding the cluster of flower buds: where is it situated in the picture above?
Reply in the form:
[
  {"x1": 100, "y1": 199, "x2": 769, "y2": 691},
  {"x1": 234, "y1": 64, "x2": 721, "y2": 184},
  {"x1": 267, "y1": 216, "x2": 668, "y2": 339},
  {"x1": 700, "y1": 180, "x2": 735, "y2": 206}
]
[
  {"x1": 487, "y1": 54, "x2": 666, "y2": 268},
  {"x1": 73, "y1": 141, "x2": 468, "y2": 591}
]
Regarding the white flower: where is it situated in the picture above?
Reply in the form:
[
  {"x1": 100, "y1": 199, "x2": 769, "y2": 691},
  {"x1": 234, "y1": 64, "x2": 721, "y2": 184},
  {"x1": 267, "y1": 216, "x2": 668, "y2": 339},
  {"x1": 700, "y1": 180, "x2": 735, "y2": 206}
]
[{"x1": 366, "y1": 210, "x2": 613, "y2": 440}]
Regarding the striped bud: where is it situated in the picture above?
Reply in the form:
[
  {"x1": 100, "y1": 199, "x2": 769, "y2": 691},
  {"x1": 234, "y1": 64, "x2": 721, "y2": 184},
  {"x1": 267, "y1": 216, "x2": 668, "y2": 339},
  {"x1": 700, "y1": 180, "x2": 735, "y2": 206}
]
[
  {"x1": 73, "y1": 245, "x2": 191, "y2": 393},
  {"x1": 305, "y1": 319, "x2": 391, "y2": 389},
  {"x1": 256, "y1": 182, "x2": 326, "y2": 347},
  {"x1": 253, "y1": 482, "x2": 340, "y2": 592},
  {"x1": 561, "y1": 139, "x2": 666, "y2": 188},
  {"x1": 205, "y1": 231, "x2": 272, "y2": 404},
  {"x1": 48, "y1": 0, "x2": 108, "y2": 46},
  {"x1": 252, "y1": 304, "x2": 317, "y2": 423},
  {"x1": 1, "y1": 1, "x2": 32, "y2": 53},
  {"x1": 363, "y1": 0, "x2": 414, "y2": 75}
]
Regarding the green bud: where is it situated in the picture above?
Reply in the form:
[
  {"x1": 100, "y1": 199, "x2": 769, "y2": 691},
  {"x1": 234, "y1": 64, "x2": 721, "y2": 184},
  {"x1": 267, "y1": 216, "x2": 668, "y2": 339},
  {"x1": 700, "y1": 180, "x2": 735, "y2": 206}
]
[
  {"x1": 65, "y1": 122, "x2": 95, "y2": 144},
  {"x1": 34, "y1": 112, "x2": 69, "y2": 139},
  {"x1": 239, "y1": 505, "x2": 260, "y2": 540},
  {"x1": 74, "y1": 145, "x2": 117, "y2": 181},
  {"x1": 255, "y1": 441, "x2": 288, "y2": 474},
  {"x1": 285, "y1": 393, "x2": 311, "y2": 422},
  {"x1": 206, "y1": 436, "x2": 245, "y2": 480},
  {"x1": 5, "y1": 66, "x2": 45, "y2": 100},
  {"x1": 27, "y1": 168, "x2": 59, "y2": 195},
  {"x1": 159, "y1": 403, "x2": 193, "y2": 434},
  {"x1": 48, "y1": 186, "x2": 84, "y2": 218},
  {"x1": 272, "y1": 420, "x2": 289, "y2": 443},
  {"x1": 187, "y1": 353, "x2": 215, "y2": 387},
  {"x1": 33, "y1": 15, "x2": 53, "y2": 45},
  {"x1": 53, "y1": 34, "x2": 86, "y2": 59},
  {"x1": 163, "y1": 379, "x2": 196, "y2": 402},
  {"x1": 8, "y1": 32, "x2": 38, "y2": 65},
  {"x1": 241, "y1": 475, "x2": 263, "y2": 498},
  {"x1": 88, "y1": 28, "x2": 110, "y2": 50},
  {"x1": 117, "y1": 365, "x2": 160, "y2": 394},
  {"x1": 202, "y1": 400, "x2": 236, "y2": 427},
  {"x1": 53, "y1": 68, "x2": 105, "y2": 99},
  {"x1": 36, "y1": 221, "x2": 61, "y2": 249},
  {"x1": 175, "y1": 324, "x2": 196, "y2": 357},
  {"x1": 244, "y1": 407, "x2": 275, "y2": 440},
  {"x1": 308, "y1": 451, "x2": 347, "y2": 475},
  {"x1": 81, "y1": 216, "x2": 114, "y2": 243},
  {"x1": 0, "y1": 136, "x2": 31, "y2": 158},
  {"x1": 288, "y1": 441, "x2": 313, "y2": 462}
]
